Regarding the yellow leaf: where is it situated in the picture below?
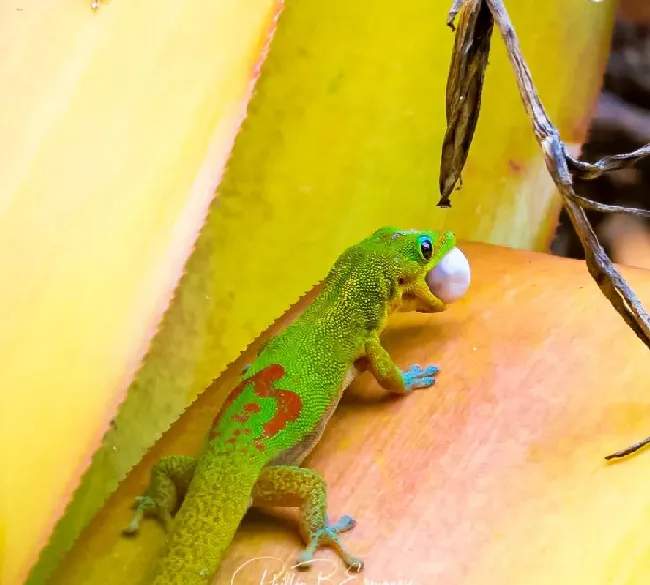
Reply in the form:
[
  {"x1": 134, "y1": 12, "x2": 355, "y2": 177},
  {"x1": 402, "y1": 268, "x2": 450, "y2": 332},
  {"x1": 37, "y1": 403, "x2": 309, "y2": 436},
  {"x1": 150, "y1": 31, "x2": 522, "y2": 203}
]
[{"x1": 0, "y1": 2, "x2": 281, "y2": 584}]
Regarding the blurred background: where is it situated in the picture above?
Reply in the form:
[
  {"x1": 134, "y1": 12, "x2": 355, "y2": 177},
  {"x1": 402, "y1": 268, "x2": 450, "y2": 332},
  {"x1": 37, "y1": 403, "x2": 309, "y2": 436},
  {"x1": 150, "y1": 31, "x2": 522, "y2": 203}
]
[{"x1": 552, "y1": 0, "x2": 650, "y2": 269}]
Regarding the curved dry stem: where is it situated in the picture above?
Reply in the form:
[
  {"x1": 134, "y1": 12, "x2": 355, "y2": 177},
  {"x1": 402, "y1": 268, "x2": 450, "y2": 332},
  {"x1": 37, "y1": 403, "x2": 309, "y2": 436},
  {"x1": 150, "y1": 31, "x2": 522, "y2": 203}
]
[{"x1": 441, "y1": 0, "x2": 650, "y2": 459}]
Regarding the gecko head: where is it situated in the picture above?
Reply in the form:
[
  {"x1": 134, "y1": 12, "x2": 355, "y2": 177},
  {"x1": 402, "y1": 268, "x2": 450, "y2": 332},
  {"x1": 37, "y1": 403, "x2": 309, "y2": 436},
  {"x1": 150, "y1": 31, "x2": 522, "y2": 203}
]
[{"x1": 366, "y1": 227, "x2": 468, "y2": 313}]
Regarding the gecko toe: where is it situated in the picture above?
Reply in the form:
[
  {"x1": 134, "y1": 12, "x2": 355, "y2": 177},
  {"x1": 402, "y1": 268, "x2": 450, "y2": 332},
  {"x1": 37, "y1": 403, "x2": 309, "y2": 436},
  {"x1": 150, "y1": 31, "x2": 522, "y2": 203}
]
[
  {"x1": 295, "y1": 515, "x2": 362, "y2": 572},
  {"x1": 329, "y1": 514, "x2": 356, "y2": 533},
  {"x1": 402, "y1": 363, "x2": 439, "y2": 390},
  {"x1": 417, "y1": 376, "x2": 436, "y2": 388}
]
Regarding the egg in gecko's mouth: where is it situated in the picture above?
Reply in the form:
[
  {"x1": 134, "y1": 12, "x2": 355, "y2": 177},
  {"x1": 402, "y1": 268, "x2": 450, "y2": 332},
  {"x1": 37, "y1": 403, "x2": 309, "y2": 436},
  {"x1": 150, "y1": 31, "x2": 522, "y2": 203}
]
[{"x1": 426, "y1": 247, "x2": 471, "y2": 303}]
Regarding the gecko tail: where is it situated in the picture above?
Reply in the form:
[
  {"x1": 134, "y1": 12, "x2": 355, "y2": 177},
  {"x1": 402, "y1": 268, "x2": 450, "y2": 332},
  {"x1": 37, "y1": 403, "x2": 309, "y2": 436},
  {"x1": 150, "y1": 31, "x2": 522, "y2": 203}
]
[{"x1": 151, "y1": 460, "x2": 260, "y2": 585}]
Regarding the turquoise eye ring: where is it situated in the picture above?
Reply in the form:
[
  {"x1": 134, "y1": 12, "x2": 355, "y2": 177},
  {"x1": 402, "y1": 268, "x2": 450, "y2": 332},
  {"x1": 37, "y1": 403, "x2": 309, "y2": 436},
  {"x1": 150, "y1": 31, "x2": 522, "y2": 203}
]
[{"x1": 418, "y1": 236, "x2": 433, "y2": 260}]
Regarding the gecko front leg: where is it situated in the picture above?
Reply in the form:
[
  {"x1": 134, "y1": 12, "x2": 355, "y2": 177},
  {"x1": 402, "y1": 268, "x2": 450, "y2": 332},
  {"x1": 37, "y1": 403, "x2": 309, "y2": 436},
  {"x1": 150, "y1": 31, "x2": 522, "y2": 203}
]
[{"x1": 365, "y1": 335, "x2": 438, "y2": 394}]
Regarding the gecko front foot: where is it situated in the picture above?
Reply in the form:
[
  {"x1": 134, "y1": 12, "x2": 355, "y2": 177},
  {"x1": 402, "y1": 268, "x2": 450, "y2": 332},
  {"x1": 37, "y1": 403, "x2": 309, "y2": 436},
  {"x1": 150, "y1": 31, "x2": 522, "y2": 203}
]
[
  {"x1": 295, "y1": 515, "x2": 363, "y2": 572},
  {"x1": 401, "y1": 364, "x2": 439, "y2": 391}
]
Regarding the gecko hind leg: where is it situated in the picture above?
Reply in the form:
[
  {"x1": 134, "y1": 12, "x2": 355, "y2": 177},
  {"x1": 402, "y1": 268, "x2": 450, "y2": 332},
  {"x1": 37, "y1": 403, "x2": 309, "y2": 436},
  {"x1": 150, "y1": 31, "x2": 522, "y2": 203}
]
[
  {"x1": 123, "y1": 455, "x2": 197, "y2": 535},
  {"x1": 251, "y1": 465, "x2": 363, "y2": 572}
]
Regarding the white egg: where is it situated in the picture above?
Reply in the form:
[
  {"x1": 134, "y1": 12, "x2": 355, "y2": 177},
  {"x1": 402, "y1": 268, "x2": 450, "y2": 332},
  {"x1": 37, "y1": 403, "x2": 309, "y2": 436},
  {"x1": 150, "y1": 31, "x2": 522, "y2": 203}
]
[{"x1": 426, "y1": 247, "x2": 471, "y2": 303}]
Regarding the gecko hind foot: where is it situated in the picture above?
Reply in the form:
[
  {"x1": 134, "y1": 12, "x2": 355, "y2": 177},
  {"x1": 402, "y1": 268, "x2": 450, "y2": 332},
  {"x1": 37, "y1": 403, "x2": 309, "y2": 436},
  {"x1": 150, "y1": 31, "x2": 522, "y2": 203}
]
[
  {"x1": 295, "y1": 515, "x2": 364, "y2": 572},
  {"x1": 402, "y1": 363, "x2": 439, "y2": 391},
  {"x1": 122, "y1": 495, "x2": 173, "y2": 535}
]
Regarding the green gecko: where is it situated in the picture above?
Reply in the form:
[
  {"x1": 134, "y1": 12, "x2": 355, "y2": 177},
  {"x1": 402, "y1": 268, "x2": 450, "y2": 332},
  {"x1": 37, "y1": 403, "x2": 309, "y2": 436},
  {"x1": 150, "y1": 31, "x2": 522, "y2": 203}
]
[{"x1": 124, "y1": 226, "x2": 456, "y2": 585}]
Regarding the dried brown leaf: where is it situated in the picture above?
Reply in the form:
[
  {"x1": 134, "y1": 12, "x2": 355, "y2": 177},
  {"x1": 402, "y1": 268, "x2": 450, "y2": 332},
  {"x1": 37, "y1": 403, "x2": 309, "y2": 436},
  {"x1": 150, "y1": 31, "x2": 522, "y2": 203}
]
[{"x1": 439, "y1": 0, "x2": 494, "y2": 207}]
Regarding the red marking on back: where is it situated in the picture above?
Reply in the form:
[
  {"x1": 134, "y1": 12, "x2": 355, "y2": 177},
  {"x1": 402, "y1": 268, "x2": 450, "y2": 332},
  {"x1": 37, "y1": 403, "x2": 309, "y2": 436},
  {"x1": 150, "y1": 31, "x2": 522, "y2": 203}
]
[
  {"x1": 208, "y1": 364, "x2": 303, "y2": 447},
  {"x1": 252, "y1": 365, "x2": 302, "y2": 439},
  {"x1": 231, "y1": 402, "x2": 261, "y2": 424},
  {"x1": 262, "y1": 391, "x2": 302, "y2": 437}
]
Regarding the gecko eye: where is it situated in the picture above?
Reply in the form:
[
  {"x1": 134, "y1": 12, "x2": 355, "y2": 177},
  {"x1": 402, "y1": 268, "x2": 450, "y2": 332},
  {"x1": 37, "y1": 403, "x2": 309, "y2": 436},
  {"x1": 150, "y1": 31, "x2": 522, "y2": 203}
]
[{"x1": 418, "y1": 236, "x2": 433, "y2": 260}]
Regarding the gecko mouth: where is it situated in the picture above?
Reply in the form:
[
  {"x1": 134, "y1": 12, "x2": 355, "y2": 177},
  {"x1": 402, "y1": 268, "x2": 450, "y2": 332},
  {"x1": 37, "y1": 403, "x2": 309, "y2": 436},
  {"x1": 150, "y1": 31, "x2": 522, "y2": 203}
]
[{"x1": 400, "y1": 288, "x2": 444, "y2": 313}]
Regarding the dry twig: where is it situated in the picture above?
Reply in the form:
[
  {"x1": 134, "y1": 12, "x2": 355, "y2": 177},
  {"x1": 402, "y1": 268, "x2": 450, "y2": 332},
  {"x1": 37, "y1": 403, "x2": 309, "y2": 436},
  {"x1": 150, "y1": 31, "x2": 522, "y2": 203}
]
[{"x1": 439, "y1": 0, "x2": 650, "y2": 460}]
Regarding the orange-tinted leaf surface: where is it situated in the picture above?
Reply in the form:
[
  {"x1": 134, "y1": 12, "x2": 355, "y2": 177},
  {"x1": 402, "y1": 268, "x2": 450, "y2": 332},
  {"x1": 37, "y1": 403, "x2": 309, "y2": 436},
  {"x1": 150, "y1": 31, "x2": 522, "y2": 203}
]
[{"x1": 49, "y1": 241, "x2": 650, "y2": 585}]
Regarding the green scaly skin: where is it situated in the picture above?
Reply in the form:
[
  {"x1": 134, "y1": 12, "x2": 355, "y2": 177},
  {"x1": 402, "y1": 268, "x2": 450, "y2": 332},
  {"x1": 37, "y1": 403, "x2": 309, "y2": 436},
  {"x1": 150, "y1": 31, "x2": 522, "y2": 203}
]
[{"x1": 124, "y1": 226, "x2": 456, "y2": 584}]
